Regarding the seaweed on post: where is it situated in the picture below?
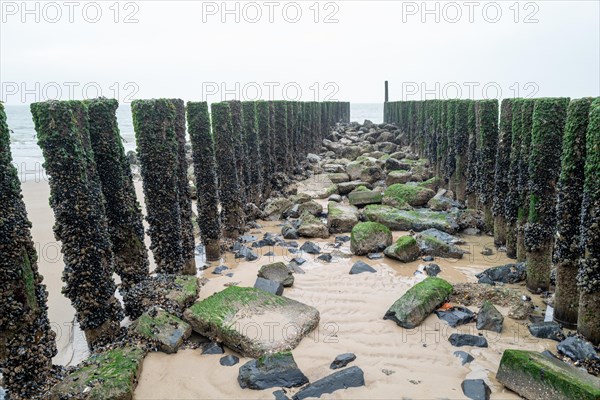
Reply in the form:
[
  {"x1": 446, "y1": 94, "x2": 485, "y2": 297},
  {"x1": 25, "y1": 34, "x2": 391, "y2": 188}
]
[
  {"x1": 256, "y1": 100, "x2": 273, "y2": 201},
  {"x1": 516, "y1": 99, "x2": 535, "y2": 262},
  {"x1": 228, "y1": 100, "x2": 247, "y2": 203},
  {"x1": 444, "y1": 99, "x2": 457, "y2": 190},
  {"x1": 453, "y1": 99, "x2": 470, "y2": 203},
  {"x1": 504, "y1": 99, "x2": 524, "y2": 259},
  {"x1": 476, "y1": 99, "x2": 499, "y2": 233},
  {"x1": 32, "y1": 100, "x2": 123, "y2": 347},
  {"x1": 131, "y1": 99, "x2": 184, "y2": 275},
  {"x1": 524, "y1": 97, "x2": 569, "y2": 292},
  {"x1": 492, "y1": 98, "x2": 513, "y2": 246},
  {"x1": 242, "y1": 101, "x2": 263, "y2": 205},
  {"x1": 187, "y1": 102, "x2": 222, "y2": 261}
]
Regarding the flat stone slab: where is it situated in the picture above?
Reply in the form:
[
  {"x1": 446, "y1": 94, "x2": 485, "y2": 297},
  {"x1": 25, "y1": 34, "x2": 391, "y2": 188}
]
[
  {"x1": 292, "y1": 365, "x2": 365, "y2": 400},
  {"x1": 183, "y1": 286, "x2": 320, "y2": 358},
  {"x1": 496, "y1": 349, "x2": 600, "y2": 400},
  {"x1": 49, "y1": 346, "x2": 145, "y2": 400},
  {"x1": 363, "y1": 205, "x2": 459, "y2": 233},
  {"x1": 384, "y1": 277, "x2": 453, "y2": 329},
  {"x1": 238, "y1": 352, "x2": 308, "y2": 390},
  {"x1": 131, "y1": 307, "x2": 192, "y2": 354}
]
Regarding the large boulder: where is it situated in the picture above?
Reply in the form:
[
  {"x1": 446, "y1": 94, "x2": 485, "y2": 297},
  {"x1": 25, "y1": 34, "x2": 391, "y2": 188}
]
[
  {"x1": 238, "y1": 352, "x2": 308, "y2": 390},
  {"x1": 284, "y1": 200, "x2": 323, "y2": 218},
  {"x1": 386, "y1": 170, "x2": 412, "y2": 185},
  {"x1": 415, "y1": 233, "x2": 465, "y2": 259},
  {"x1": 350, "y1": 222, "x2": 393, "y2": 255},
  {"x1": 427, "y1": 190, "x2": 461, "y2": 211},
  {"x1": 297, "y1": 213, "x2": 329, "y2": 239},
  {"x1": 327, "y1": 172, "x2": 350, "y2": 183},
  {"x1": 496, "y1": 350, "x2": 600, "y2": 400},
  {"x1": 383, "y1": 236, "x2": 420, "y2": 263},
  {"x1": 476, "y1": 263, "x2": 527, "y2": 284},
  {"x1": 363, "y1": 205, "x2": 460, "y2": 233},
  {"x1": 292, "y1": 366, "x2": 365, "y2": 400},
  {"x1": 383, "y1": 183, "x2": 436, "y2": 207},
  {"x1": 383, "y1": 277, "x2": 453, "y2": 329},
  {"x1": 327, "y1": 202, "x2": 359, "y2": 233},
  {"x1": 184, "y1": 287, "x2": 319, "y2": 358},
  {"x1": 131, "y1": 307, "x2": 192, "y2": 354},
  {"x1": 263, "y1": 197, "x2": 294, "y2": 220},
  {"x1": 348, "y1": 188, "x2": 383, "y2": 207},
  {"x1": 337, "y1": 180, "x2": 372, "y2": 195},
  {"x1": 258, "y1": 262, "x2": 294, "y2": 287}
]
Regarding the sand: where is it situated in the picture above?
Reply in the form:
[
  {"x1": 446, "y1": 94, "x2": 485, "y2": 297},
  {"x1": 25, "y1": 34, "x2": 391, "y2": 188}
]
[{"x1": 20, "y1": 178, "x2": 557, "y2": 399}]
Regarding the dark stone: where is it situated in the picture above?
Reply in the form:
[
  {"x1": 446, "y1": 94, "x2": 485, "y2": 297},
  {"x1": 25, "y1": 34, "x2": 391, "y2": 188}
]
[
  {"x1": 300, "y1": 241, "x2": 321, "y2": 254},
  {"x1": 239, "y1": 235, "x2": 258, "y2": 243},
  {"x1": 273, "y1": 390, "x2": 290, "y2": 400},
  {"x1": 236, "y1": 246, "x2": 258, "y2": 261},
  {"x1": 424, "y1": 263, "x2": 441, "y2": 277},
  {"x1": 238, "y1": 352, "x2": 309, "y2": 390},
  {"x1": 282, "y1": 225, "x2": 300, "y2": 240},
  {"x1": 254, "y1": 277, "x2": 284, "y2": 296},
  {"x1": 330, "y1": 353, "x2": 357, "y2": 369},
  {"x1": 420, "y1": 228, "x2": 465, "y2": 245},
  {"x1": 475, "y1": 263, "x2": 527, "y2": 284},
  {"x1": 453, "y1": 351, "x2": 474, "y2": 365},
  {"x1": 477, "y1": 276, "x2": 495, "y2": 285},
  {"x1": 448, "y1": 334, "x2": 488, "y2": 348},
  {"x1": 435, "y1": 306, "x2": 475, "y2": 327},
  {"x1": 335, "y1": 235, "x2": 351, "y2": 243},
  {"x1": 422, "y1": 256, "x2": 434, "y2": 262},
  {"x1": 202, "y1": 342, "x2": 224, "y2": 354},
  {"x1": 557, "y1": 336, "x2": 600, "y2": 362},
  {"x1": 317, "y1": 254, "x2": 333, "y2": 262},
  {"x1": 291, "y1": 257, "x2": 307, "y2": 265},
  {"x1": 220, "y1": 355, "x2": 240, "y2": 366},
  {"x1": 265, "y1": 251, "x2": 275, "y2": 257},
  {"x1": 476, "y1": 302, "x2": 504, "y2": 333},
  {"x1": 528, "y1": 322, "x2": 565, "y2": 342},
  {"x1": 226, "y1": 273, "x2": 234, "y2": 277},
  {"x1": 461, "y1": 379, "x2": 491, "y2": 400},
  {"x1": 213, "y1": 265, "x2": 229, "y2": 275},
  {"x1": 367, "y1": 252, "x2": 383, "y2": 260},
  {"x1": 350, "y1": 261, "x2": 376, "y2": 275},
  {"x1": 292, "y1": 366, "x2": 365, "y2": 400}
]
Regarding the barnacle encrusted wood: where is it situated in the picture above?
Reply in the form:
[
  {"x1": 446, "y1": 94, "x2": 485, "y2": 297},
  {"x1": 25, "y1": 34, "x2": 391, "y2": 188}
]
[
  {"x1": 32, "y1": 100, "x2": 123, "y2": 347},
  {"x1": 228, "y1": 100, "x2": 247, "y2": 204},
  {"x1": 476, "y1": 99, "x2": 499, "y2": 233},
  {"x1": 504, "y1": 98, "x2": 524, "y2": 259},
  {"x1": 464, "y1": 100, "x2": 479, "y2": 208},
  {"x1": 256, "y1": 100, "x2": 274, "y2": 201},
  {"x1": 453, "y1": 99, "x2": 470, "y2": 201},
  {"x1": 132, "y1": 99, "x2": 184, "y2": 274},
  {"x1": 87, "y1": 98, "x2": 149, "y2": 288},
  {"x1": 242, "y1": 101, "x2": 263, "y2": 205},
  {"x1": 516, "y1": 99, "x2": 535, "y2": 262},
  {"x1": 524, "y1": 97, "x2": 569, "y2": 292},
  {"x1": 492, "y1": 98, "x2": 513, "y2": 246}
]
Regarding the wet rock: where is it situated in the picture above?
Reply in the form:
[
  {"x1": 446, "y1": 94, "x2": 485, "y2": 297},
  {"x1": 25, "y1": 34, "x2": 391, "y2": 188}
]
[
  {"x1": 476, "y1": 263, "x2": 527, "y2": 284},
  {"x1": 328, "y1": 172, "x2": 350, "y2": 184},
  {"x1": 202, "y1": 342, "x2": 225, "y2": 354},
  {"x1": 476, "y1": 301, "x2": 504, "y2": 333},
  {"x1": 254, "y1": 277, "x2": 285, "y2": 295},
  {"x1": 419, "y1": 228, "x2": 465, "y2": 245},
  {"x1": 461, "y1": 379, "x2": 491, "y2": 400},
  {"x1": 263, "y1": 198, "x2": 293, "y2": 220},
  {"x1": 384, "y1": 277, "x2": 453, "y2": 329},
  {"x1": 480, "y1": 247, "x2": 494, "y2": 256},
  {"x1": 297, "y1": 213, "x2": 329, "y2": 239},
  {"x1": 236, "y1": 245, "x2": 258, "y2": 261},
  {"x1": 238, "y1": 352, "x2": 309, "y2": 390},
  {"x1": 282, "y1": 225, "x2": 300, "y2": 240},
  {"x1": 258, "y1": 262, "x2": 294, "y2": 287},
  {"x1": 384, "y1": 157, "x2": 406, "y2": 171},
  {"x1": 317, "y1": 254, "x2": 333, "y2": 263},
  {"x1": 337, "y1": 181, "x2": 371, "y2": 195},
  {"x1": 508, "y1": 301, "x2": 534, "y2": 320},
  {"x1": 131, "y1": 307, "x2": 192, "y2": 354},
  {"x1": 427, "y1": 189, "x2": 461, "y2": 212},
  {"x1": 300, "y1": 241, "x2": 321, "y2": 254},
  {"x1": 296, "y1": 200, "x2": 324, "y2": 217},
  {"x1": 454, "y1": 351, "x2": 474, "y2": 365},
  {"x1": 213, "y1": 265, "x2": 229, "y2": 275},
  {"x1": 422, "y1": 255, "x2": 434, "y2": 262},
  {"x1": 385, "y1": 170, "x2": 413, "y2": 186},
  {"x1": 306, "y1": 153, "x2": 321, "y2": 163},
  {"x1": 327, "y1": 202, "x2": 359, "y2": 233},
  {"x1": 349, "y1": 261, "x2": 376, "y2": 275},
  {"x1": 528, "y1": 322, "x2": 565, "y2": 342},
  {"x1": 557, "y1": 336, "x2": 600, "y2": 362},
  {"x1": 328, "y1": 194, "x2": 342, "y2": 202},
  {"x1": 384, "y1": 236, "x2": 420, "y2": 263},
  {"x1": 434, "y1": 306, "x2": 475, "y2": 328},
  {"x1": 290, "y1": 257, "x2": 307, "y2": 265},
  {"x1": 348, "y1": 189, "x2": 382, "y2": 207},
  {"x1": 496, "y1": 350, "x2": 600, "y2": 400},
  {"x1": 424, "y1": 263, "x2": 441, "y2": 276},
  {"x1": 448, "y1": 334, "x2": 488, "y2": 348},
  {"x1": 292, "y1": 366, "x2": 365, "y2": 400},
  {"x1": 367, "y1": 252, "x2": 383, "y2": 260},
  {"x1": 350, "y1": 222, "x2": 393, "y2": 255},
  {"x1": 416, "y1": 233, "x2": 465, "y2": 259},
  {"x1": 335, "y1": 235, "x2": 351, "y2": 243},
  {"x1": 383, "y1": 183, "x2": 435, "y2": 207},
  {"x1": 363, "y1": 205, "x2": 459, "y2": 233},
  {"x1": 453, "y1": 208, "x2": 486, "y2": 231},
  {"x1": 330, "y1": 353, "x2": 357, "y2": 369},
  {"x1": 184, "y1": 287, "x2": 319, "y2": 358},
  {"x1": 220, "y1": 355, "x2": 240, "y2": 366}
]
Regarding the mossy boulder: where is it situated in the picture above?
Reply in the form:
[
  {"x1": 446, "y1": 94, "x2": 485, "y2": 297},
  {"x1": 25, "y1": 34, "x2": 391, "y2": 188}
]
[
  {"x1": 346, "y1": 158, "x2": 377, "y2": 180},
  {"x1": 385, "y1": 170, "x2": 412, "y2": 185},
  {"x1": 350, "y1": 222, "x2": 393, "y2": 255},
  {"x1": 327, "y1": 173, "x2": 350, "y2": 183},
  {"x1": 496, "y1": 350, "x2": 600, "y2": 400},
  {"x1": 415, "y1": 233, "x2": 465, "y2": 259},
  {"x1": 183, "y1": 286, "x2": 319, "y2": 358},
  {"x1": 337, "y1": 181, "x2": 371, "y2": 195},
  {"x1": 348, "y1": 189, "x2": 383, "y2": 207},
  {"x1": 384, "y1": 277, "x2": 453, "y2": 329},
  {"x1": 363, "y1": 205, "x2": 459, "y2": 233},
  {"x1": 49, "y1": 346, "x2": 146, "y2": 400},
  {"x1": 384, "y1": 236, "x2": 420, "y2": 263},
  {"x1": 130, "y1": 307, "x2": 191, "y2": 354},
  {"x1": 383, "y1": 183, "x2": 435, "y2": 207},
  {"x1": 297, "y1": 212, "x2": 329, "y2": 239},
  {"x1": 419, "y1": 177, "x2": 442, "y2": 192},
  {"x1": 327, "y1": 202, "x2": 359, "y2": 233},
  {"x1": 263, "y1": 197, "x2": 293, "y2": 220},
  {"x1": 258, "y1": 262, "x2": 294, "y2": 287}
]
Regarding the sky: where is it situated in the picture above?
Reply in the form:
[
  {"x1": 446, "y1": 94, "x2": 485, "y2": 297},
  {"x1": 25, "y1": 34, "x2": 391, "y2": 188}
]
[{"x1": 1, "y1": 0, "x2": 598, "y2": 104}]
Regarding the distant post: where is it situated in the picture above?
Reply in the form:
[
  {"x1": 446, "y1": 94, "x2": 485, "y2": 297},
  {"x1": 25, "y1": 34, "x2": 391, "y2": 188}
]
[{"x1": 384, "y1": 81, "x2": 389, "y2": 102}]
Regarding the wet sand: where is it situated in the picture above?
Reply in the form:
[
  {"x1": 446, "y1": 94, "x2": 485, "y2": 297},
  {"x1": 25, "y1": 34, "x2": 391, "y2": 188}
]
[{"x1": 21, "y1": 178, "x2": 555, "y2": 399}]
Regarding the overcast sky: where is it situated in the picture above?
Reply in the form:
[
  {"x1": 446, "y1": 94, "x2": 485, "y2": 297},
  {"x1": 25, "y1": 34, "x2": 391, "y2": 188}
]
[{"x1": 1, "y1": 0, "x2": 598, "y2": 104}]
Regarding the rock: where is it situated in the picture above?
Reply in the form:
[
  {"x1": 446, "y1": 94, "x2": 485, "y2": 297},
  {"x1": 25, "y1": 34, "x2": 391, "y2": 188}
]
[
  {"x1": 346, "y1": 159, "x2": 376, "y2": 180},
  {"x1": 367, "y1": 252, "x2": 383, "y2": 260},
  {"x1": 335, "y1": 235, "x2": 350, "y2": 243},
  {"x1": 384, "y1": 277, "x2": 453, "y2": 329},
  {"x1": 328, "y1": 172, "x2": 350, "y2": 183},
  {"x1": 508, "y1": 301, "x2": 534, "y2": 320},
  {"x1": 126, "y1": 150, "x2": 138, "y2": 165},
  {"x1": 300, "y1": 241, "x2": 321, "y2": 254},
  {"x1": 427, "y1": 191, "x2": 461, "y2": 211},
  {"x1": 557, "y1": 336, "x2": 600, "y2": 362},
  {"x1": 383, "y1": 183, "x2": 435, "y2": 207},
  {"x1": 307, "y1": 153, "x2": 321, "y2": 163},
  {"x1": 282, "y1": 224, "x2": 299, "y2": 240},
  {"x1": 375, "y1": 141, "x2": 397, "y2": 154},
  {"x1": 317, "y1": 254, "x2": 333, "y2": 262},
  {"x1": 481, "y1": 247, "x2": 494, "y2": 256},
  {"x1": 292, "y1": 366, "x2": 365, "y2": 400},
  {"x1": 131, "y1": 307, "x2": 192, "y2": 354},
  {"x1": 258, "y1": 262, "x2": 294, "y2": 287},
  {"x1": 236, "y1": 245, "x2": 258, "y2": 261},
  {"x1": 348, "y1": 189, "x2": 383, "y2": 207},
  {"x1": 213, "y1": 265, "x2": 229, "y2": 275},
  {"x1": 273, "y1": 390, "x2": 291, "y2": 400},
  {"x1": 297, "y1": 213, "x2": 329, "y2": 239},
  {"x1": 238, "y1": 352, "x2": 309, "y2": 390},
  {"x1": 454, "y1": 351, "x2": 474, "y2": 365},
  {"x1": 220, "y1": 355, "x2": 240, "y2": 366},
  {"x1": 363, "y1": 205, "x2": 459, "y2": 233},
  {"x1": 385, "y1": 170, "x2": 413, "y2": 185},
  {"x1": 496, "y1": 350, "x2": 600, "y2": 400},
  {"x1": 418, "y1": 177, "x2": 442, "y2": 192},
  {"x1": 453, "y1": 208, "x2": 486, "y2": 231},
  {"x1": 419, "y1": 228, "x2": 465, "y2": 245},
  {"x1": 383, "y1": 235, "x2": 420, "y2": 263},
  {"x1": 350, "y1": 222, "x2": 393, "y2": 255},
  {"x1": 476, "y1": 263, "x2": 527, "y2": 284},
  {"x1": 327, "y1": 202, "x2": 359, "y2": 233},
  {"x1": 263, "y1": 198, "x2": 293, "y2": 220},
  {"x1": 461, "y1": 379, "x2": 491, "y2": 400},
  {"x1": 476, "y1": 301, "x2": 504, "y2": 333},
  {"x1": 424, "y1": 263, "x2": 441, "y2": 276},
  {"x1": 296, "y1": 200, "x2": 324, "y2": 217},
  {"x1": 384, "y1": 157, "x2": 406, "y2": 171},
  {"x1": 202, "y1": 342, "x2": 225, "y2": 354},
  {"x1": 448, "y1": 334, "x2": 488, "y2": 348},
  {"x1": 434, "y1": 306, "x2": 475, "y2": 328},
  {"x1": 50, "y1": 348, "x2": 145, "y2": 399},
  {"x1": 422, "y1": 255, "x2": 434, "y2": 262},
  {"x1": 416, "y1": 233, "x2": 465, "y2": 259},
  {"x1": 337, "y1": 181, "x2": 371, "y2": 195},
  {"x1": 330, "y1": 353, "x2": 357, "y2": 369},
  {"x1": 184, "y1": 287, "x2": 320, "y2": 358},
  {"x1": 528, "y1": 322, "x2": 565, "y2": 342},
  {"x1": 349, "y1": 261, "x2": 376, "y2": 275},
  {"x1": 254, "y1": 277, "x2": 284, "y2": 296},
  {"x1": 359, "y1": 165, "x2": 385, "y2": 184},
  {"x1": 328, "y1": 194, "x2": 342, "y2": 202}
]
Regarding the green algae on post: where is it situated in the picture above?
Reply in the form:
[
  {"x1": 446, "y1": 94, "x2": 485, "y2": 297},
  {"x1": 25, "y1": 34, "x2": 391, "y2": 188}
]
[
  {"x1": 492, "y1": 98, "x2": 513, "y2": 247},
  {"x1": 242, "y1": 101, "x2": 263, "y2": 205},
  {"x1": 516, "y1": 99, "x2": 536, "y2": 262},
  {"x1": 475, "y1": 99, "x2": 499, "y2": 233},
  {"x1": 504, "y1": 99, "x2": 524, "y2": 259}
]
